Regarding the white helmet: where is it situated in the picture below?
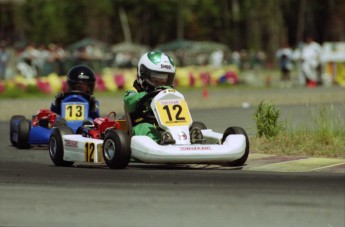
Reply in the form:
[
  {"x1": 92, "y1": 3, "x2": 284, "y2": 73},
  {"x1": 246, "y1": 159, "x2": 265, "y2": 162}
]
[{"x1": 137, "y1": 51, "x2": 176, "y2": 91}]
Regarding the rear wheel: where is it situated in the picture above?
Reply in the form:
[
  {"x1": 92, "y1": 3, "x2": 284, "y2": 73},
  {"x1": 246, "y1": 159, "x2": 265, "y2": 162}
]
[
  {"x1": 221, "y1": 126, "x2": 249, "y2": 166},
  {"x1": 17, "y1": 119, "x2": 31, "y2": 149},
  {"x1": 9, "y1": 115, "x2": 25, "y2": 147},
  {"x1": 49, "y1": 126, "x2": 74, "y2": 167},
  {"x1": 103, "y1": 129, "x2": 131, "y2": 169}
]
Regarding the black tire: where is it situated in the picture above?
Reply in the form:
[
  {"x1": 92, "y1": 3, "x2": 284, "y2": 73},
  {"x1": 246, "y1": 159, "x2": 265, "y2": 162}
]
[
  {"x1": 191, "y1": 121, "x2": 207, "y2": 130},
  {"x1": 103, "y1": 129, "x2": 131, "y2": 169},
  {"x1": 17, "y1": 119, "x2": 31, "y2": 149},
  {"x1": 49, "y1": 126, "x2": 74, "y2": 167},
  {"x1": 221, "y1": 126, "x2": 249, "y2": 166},
  {"x1": 9, "y1": 115, "x2": 25, "y2": 147}
]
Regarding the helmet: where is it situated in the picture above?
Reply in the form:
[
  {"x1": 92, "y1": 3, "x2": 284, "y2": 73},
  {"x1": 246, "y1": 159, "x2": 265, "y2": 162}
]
[
  {"x1": 66, "y1": 65, "x2": 96, "y2": 95},
  {"x1": 137, "y1": 51, "x2": 176, "y2": 91}
]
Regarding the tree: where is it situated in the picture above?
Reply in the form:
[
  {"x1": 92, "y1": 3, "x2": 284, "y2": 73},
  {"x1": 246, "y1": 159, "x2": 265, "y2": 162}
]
[{"x1": 2, "y1": 0, "x2": 344, "y2": 58}]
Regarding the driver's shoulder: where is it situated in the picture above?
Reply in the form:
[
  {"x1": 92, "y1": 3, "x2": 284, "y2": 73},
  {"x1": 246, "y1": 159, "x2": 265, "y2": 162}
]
[{"x1": 125, "y1": 86, "x2": 139, "y2": 96}]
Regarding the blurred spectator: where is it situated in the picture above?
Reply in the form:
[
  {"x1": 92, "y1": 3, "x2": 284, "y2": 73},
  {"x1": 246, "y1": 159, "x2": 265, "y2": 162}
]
[
  {"x1": 16, "y1": 57, "x2": 37, "y2": 79},
  {"x1": 256, "y1": 50, "x2": 266, "y2": 69},
  {"x1": 73, "y1": 46, "x2": 89, "y2": 65},
  {"x1": 50, "y1": 43, "x2": 69, "y2": 75},
  {"x1": 240, "y1": 49, "x2": 250, "y2": 70},
  {"x1": 230, "y1": 50, "x2": 241, "y2": 68},
  {"x1": 0, "y1": 41, "x2": 10, "y2": 80},
  {"x1": 36, "y1": 44, "x2": 50, "y2": 76},
  {"x1": 196, "y1": 53, "x2": 208, "y2": 66},
  {"x1": 294, "y1": 36, "x2": 323, "y2": 87},
  {"x1": 114, "y1": 52, "x2": 133, "y2": 68},
  {"x1": 210, "y1": 49, "x2": 224, "y2": 68},
  {"x1": 16, "y1": 43, "x2": 38, "y2": 78},
  {"x1": 276, "y1": 43, "x2": 293, "y2": 81}
]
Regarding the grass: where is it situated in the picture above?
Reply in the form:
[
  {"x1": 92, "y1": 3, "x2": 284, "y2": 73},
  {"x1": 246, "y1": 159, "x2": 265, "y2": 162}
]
[{"x1": 252, "y1": 103, "x2": 345, "y2": 158}]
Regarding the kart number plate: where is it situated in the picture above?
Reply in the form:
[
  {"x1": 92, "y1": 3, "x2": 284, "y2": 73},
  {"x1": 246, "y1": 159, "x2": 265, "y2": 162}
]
[
  {"x1": 156, "y1": 99, "x2": 191, "y2": 126},
  {"x1": 64, "y1": 104, "x2": 85, "y2": 121}
]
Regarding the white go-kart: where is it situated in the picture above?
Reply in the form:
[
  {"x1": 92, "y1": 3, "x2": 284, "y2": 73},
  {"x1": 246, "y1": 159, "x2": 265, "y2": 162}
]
[
  {"x1": 128, "y1": 88, "x2": 249, "y2": 166},
  {"x1": 48, "y1": 88, "x2": 249, "y2": 169}
]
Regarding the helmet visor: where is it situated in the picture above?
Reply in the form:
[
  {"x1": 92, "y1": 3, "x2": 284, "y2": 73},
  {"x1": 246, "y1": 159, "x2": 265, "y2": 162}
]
[{"x1": 150, "y1": 72, "x2": 169, "y2": 86}]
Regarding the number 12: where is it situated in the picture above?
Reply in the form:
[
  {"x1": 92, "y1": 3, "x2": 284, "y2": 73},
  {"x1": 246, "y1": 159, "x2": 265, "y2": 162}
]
[{"x1": 162, "y1": 104, "x2": 185, "y2": 121}]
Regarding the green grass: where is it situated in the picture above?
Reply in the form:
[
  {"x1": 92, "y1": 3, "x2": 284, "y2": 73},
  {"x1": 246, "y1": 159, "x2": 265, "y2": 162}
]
[{"x1": 252, "y1": 103, "x2": 345, "y2": 158}]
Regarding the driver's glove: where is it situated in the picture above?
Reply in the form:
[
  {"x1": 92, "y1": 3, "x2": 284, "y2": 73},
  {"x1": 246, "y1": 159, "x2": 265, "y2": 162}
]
[
  {"x1": 55, "y1": 92, "x2": 65, "y2": 100},
  {"x1": 54, "y1": 92, "x2": 65, "y2": 107},
  {"x1": 89, "y1": 95, "x2": 97, "y2": 113}
]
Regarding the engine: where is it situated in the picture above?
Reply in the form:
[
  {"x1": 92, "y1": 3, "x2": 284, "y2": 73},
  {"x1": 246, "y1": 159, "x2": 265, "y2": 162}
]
[
  {"x1": 79, "y1": 112, "x2": 120, "y2": 139},
  {"x1": 32, "y1": 109, "x2": 57, "y2": 128}
]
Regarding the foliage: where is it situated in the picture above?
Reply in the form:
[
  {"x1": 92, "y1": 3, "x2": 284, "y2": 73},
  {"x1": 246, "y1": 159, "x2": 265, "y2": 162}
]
[
  {"x1": 254, "y1": 101, "x2": 285, "y2": 139},
  {"x1": 251, "y1": 104, "x2": 345, "y2": 158},
  {"x1": 2, "y1": 0, "x2": 344, "y2": 55},
  {"x1": 0, "y1": 85, "x2": 45, "y2": 98}
]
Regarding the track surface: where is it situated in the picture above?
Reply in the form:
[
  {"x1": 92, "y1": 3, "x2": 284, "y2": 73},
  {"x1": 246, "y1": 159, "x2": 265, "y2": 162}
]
[{"x1": 1, "y1": 104, "x2": 344, "y2": 227}]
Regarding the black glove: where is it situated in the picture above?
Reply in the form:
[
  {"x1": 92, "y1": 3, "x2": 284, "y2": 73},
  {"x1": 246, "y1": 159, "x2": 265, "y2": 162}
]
[
  {"x1": 54, "y1": 92, "x2": 65, "y2": 107},
  {"x1": 55, "y1": 92, "x2": 65, "y2": 100},
  {"x1": 89, "y1": 95, "x2": 97, "y2": 113}
]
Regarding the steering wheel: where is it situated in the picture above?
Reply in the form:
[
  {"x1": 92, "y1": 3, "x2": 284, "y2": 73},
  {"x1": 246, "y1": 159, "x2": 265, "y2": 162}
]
[{"x1": 136, "y1": 89, "x2": 163, "y2": 121}]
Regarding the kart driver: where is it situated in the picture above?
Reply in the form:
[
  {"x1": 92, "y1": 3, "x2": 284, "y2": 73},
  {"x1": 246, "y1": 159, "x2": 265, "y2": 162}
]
[
  {"x1": 51, "y1": 65, "x2": 100, "y2": 119},
  {"x1": 124, "y1": 51, "x2": 176, "y2": 144}
]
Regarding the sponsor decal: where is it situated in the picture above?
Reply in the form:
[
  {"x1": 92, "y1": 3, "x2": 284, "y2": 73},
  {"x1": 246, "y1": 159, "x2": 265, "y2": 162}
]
[
  {"x1": 94, "y1": 118, "x2": 103, "y2": 125},
  {"x1": 180, "y1": 146, "x2": 212, "y2": 151},
  {"x1": 159, "y1": 99, "x2": 181, "y2": 105},
  {"x1": 65, "y1": 140, "x2": 78, "y2": 147},
  {"x1": 78, "y1": 72, "x2": 89, "y2": 79},
  {"x1": 161, "y1": 64, "x2": 171, "y2": 69},
  {"x1": 178, "y1": 132, "x2": 187, "y2": 140}
]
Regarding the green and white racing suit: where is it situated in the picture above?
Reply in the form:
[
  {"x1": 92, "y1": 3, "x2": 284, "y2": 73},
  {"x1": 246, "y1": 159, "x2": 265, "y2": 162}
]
[{"x1": 124, "y1": 81, "x2": 171, "y2": 142}]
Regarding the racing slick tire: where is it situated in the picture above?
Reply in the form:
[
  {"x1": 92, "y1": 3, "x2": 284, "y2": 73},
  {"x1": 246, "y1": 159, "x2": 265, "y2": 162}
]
[
  {"x1": 103, "y1": 129, "x2": 131, "y2": 169},
  {"x1": 49, "y1": 126, "x2": 74, "y2": 167},
  {"x1": 221, "y1": 126, "x2": 249, "y2": 166},
  {"x1": 9, "y1": 115, "x2": 25, "y2": 147},
  {"x1": 17, "y1": 118, "x2": 31, "y2": 149},
  {"x1": 191, "y1": 121, "x2": 207, "y2": 130}
]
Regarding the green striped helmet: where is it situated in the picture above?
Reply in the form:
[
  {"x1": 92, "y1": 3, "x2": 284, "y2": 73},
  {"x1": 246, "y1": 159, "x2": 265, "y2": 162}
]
[{"x1": 137, "y1": 51, "x2": 176, "y2": 91}]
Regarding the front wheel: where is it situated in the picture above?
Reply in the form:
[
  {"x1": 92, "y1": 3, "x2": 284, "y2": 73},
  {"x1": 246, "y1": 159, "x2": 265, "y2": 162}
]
[
  {"x1": 49, "y1": 126, "x2": 74, "y2": 167},
  {"x1": 221, "y1": 126, "x2": 249, "y2": 166},
  {"x1": 17, "y1": 118, "x2": 31, "y2": 149},
  {"x1": 9, "y1": 115, "x2": 25, "y2": 147},
  {"x1": 103, "y1": 129, "x2": 131, "y2": 169}
]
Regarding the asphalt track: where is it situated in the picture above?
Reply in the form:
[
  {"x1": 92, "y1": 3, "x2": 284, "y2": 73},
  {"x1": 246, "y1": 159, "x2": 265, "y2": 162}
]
[{"x1": 0, "y1": 104, "x2": 344, "y2": 227}]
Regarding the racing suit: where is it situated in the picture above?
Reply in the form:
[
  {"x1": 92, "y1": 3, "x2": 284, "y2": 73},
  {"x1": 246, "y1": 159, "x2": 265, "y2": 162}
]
[
  {"x1": 50, "y1": 92, "x2": 100, "y2": 119},
  {"x1": 124, "y1": 81, "x2": 170, "y2": 142}
]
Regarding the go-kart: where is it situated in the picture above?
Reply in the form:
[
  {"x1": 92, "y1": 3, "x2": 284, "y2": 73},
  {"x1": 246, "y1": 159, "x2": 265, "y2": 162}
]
[
  {"x1": 48, "y1": 112, "x2": 131, "y2": 169},
  {"x1": 9, "y1": 91, "x2": 96, "y2": 149},
  {"x1": 128, "y1": 88, "x2": 249, "y2": 166},
  {"x1": 47, "y1": 88, "x2": 249, "y2": 169}
]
